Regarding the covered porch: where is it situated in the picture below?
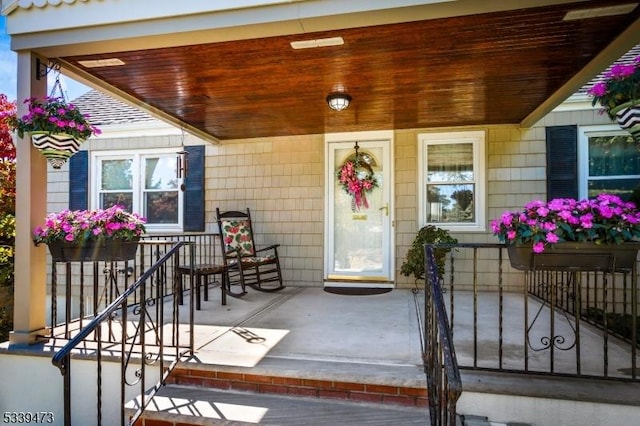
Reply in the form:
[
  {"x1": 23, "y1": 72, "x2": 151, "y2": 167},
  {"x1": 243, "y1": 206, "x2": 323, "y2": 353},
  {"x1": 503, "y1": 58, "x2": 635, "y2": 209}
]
[{"x1": 2, "y1": 1, "x2": 640, "y2": 425}]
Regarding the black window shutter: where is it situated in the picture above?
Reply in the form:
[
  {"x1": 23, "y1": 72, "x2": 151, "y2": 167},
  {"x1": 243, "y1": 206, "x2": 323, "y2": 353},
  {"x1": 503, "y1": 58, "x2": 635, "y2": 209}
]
[
  {"x1": 68, "y1": 150, "x2": 89, "y2": 210},
  {"x1": 546, "y1": 125, "x2": 578, "y2": 200},
  {"x1": 183, "y1": 145, "x2": 205, "y2": 232}
]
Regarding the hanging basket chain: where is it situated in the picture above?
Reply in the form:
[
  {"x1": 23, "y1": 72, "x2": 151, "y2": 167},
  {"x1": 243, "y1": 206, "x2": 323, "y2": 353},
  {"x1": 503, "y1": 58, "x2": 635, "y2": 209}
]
[{"x1": 49, "y1": 72, "x2": 67, "y2": 102}]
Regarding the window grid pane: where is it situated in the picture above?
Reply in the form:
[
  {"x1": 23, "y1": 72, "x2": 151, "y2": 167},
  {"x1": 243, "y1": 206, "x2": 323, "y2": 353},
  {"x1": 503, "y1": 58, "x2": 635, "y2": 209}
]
[
  {"x1": 143, "y1": 155, "x2": 180, "y2": 225},
  {"x1": 145, "y1": 157, "x2": 179, "y2": 190},
  {"x1": 587, "y1": 134, "x2": 640, "y2": 201},
  {"x1": 100, "y1": 159, "x2": 133, "y2": 190},
  {"x1": 427, "y1": 143, "x2": 474, "y2": 182}
]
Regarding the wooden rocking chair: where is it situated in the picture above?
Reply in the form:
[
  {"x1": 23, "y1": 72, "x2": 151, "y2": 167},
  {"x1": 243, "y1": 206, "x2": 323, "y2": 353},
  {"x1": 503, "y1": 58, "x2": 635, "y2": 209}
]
[{"x1": 216, "y1": 208, "x2": 285, "y2": 294}]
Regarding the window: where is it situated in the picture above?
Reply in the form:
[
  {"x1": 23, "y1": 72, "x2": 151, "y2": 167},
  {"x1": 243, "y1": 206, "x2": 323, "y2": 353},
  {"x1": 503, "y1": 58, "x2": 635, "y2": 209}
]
[
  {"x1": 93, "y1": 149, "x2": 183, "y2": 232},
  {"x1": 579, "y1": 125, "x2": 640, "y2": 201},
  {"x1": 418, "y1": 131, "x2": 485, "y2": 231}
]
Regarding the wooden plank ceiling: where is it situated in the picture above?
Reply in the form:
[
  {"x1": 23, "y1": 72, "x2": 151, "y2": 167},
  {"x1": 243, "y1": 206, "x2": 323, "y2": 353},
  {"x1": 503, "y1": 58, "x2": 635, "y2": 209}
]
[{"x1": 60, "y1": 1, "x2": 640, "y2": 141}]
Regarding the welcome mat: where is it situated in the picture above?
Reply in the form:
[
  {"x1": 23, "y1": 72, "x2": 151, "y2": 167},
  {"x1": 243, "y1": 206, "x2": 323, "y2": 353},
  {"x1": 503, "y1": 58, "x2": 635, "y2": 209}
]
[{"x1": 323, "y1": 287, "x2": 392, "y2": 296}]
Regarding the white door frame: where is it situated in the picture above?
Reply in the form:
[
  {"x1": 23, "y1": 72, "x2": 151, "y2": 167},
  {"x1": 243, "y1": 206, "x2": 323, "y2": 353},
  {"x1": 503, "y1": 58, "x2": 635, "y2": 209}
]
[{"x1": 324, "y1": 130, "x2": 394, "y2": 287}]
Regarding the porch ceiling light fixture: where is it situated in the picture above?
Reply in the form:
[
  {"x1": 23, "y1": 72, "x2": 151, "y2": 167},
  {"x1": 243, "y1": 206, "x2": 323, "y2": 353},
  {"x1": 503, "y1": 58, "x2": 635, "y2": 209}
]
[{"x1": 326, "y1": 93, "x2": 352, "y2": 111}]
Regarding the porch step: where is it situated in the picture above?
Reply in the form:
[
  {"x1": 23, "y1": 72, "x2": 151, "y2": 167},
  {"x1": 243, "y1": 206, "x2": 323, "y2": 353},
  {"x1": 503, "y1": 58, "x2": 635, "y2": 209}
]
[
  {"x1": 128, "y1": 359, "x2": 429, "y2": 425},
  {"x1": 166, "y1": 363, "x2": 428, "y2": 407},
  {"x1": 127, "y1": 384, "x2": 430, "y2": 425}
]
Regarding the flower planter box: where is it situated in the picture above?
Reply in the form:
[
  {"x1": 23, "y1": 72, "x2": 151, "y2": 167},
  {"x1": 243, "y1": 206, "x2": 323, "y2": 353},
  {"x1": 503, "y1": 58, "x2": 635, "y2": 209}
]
[
  {"x1": 47, "y1": 238, "x2": 140, "y2": 262},
  {"x1": 507, "y1": 242, "x2": 640, "y2": 272}
]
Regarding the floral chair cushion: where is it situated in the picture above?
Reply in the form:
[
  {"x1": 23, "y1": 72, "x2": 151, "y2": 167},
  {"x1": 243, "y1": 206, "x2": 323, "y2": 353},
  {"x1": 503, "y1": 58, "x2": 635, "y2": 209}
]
[
  {"x1": 221, "y1": 219, "x2": 255, "y2": 257},
  {"x1": 226, "y1": 254, "x2": 277, "y2": 267}
]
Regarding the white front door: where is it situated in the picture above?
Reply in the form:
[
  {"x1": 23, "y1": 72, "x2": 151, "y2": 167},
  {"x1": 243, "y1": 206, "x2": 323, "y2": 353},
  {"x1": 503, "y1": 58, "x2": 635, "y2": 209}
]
[{"x1": 325, "y1": 131, "x2": 393, "y2": 286}]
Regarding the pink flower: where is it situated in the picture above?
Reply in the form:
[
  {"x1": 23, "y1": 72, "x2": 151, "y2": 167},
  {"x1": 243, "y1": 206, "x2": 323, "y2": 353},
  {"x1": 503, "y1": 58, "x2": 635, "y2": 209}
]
[
  {"x1": 536, "y1": 207, "x2": 549, "y2": 217},
  {"x1": 579, "y1": 213, "x2": 593, "y2": 228},
  {"x1": 588, "y1": 82, "x2": 607, "y2": 97},
  {"x1": 500, "y1": 212, "x2": 514, "y2": 226},
  {"x1": 557, "y1": 210, "x2": 573, "y2": 221},
  {"x1": 533, "y1": 242, "x2": 545, "y2": 253},
  {"x1": 542, "y1": 222, "x2": 556, "y2": 232},
  {"x1": 607, "y1": 63, "x2": 636, "y2": 79}
]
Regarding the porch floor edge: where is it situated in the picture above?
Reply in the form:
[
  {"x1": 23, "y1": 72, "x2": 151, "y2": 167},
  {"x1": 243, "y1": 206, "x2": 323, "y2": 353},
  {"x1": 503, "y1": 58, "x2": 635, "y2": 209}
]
[{"x1": 460, "y1": 369, "x2": 640, "y2": 406}]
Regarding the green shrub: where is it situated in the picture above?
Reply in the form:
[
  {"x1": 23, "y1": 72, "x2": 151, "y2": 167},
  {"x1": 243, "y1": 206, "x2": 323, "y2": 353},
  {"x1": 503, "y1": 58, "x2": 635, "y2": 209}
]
[{"x1": 400, "y1": 225, "x2": 457, "y2": 281}]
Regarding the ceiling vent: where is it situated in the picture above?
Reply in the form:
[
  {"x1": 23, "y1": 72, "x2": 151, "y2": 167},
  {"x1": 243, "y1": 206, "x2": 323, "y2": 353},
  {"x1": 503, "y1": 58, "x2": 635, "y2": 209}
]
[
  {"x1": 563, "y1": 3, "x2": 638, "y2": 20},
  {"x1": 78, "y1": 58, "x2": 126, "y2": 68},
  {"x1": 290, "y1": 37, "x2": 344, "y2": 49}
]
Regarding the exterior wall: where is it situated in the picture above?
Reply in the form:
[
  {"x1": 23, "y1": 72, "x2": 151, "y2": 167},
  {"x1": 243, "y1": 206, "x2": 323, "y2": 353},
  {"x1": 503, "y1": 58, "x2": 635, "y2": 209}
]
[
  {"x1": 0, "y1": 350, "x2": 157, "y2": 426},
  {"x1": 44, "y1": 103, "x2": 614, "y2": 296},
  {"x1": 205, "y1": 135, "x2": 325, "y2": 286}
]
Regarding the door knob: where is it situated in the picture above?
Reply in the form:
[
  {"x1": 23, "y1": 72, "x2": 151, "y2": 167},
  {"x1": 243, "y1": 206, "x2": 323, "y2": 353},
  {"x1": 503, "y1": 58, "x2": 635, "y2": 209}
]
[{"x1": 378, "y1": 203, "x2": 389, "y2": 216}]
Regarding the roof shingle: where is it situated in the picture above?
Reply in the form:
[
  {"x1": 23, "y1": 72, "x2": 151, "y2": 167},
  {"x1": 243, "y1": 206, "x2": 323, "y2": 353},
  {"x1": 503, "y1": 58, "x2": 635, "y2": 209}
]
[
  {"x1": 71, "y1": 90, "x2": 157, "y2": 126},
  {"x1": 578, "y1": 43, "x2": 640, "y2": 96}
]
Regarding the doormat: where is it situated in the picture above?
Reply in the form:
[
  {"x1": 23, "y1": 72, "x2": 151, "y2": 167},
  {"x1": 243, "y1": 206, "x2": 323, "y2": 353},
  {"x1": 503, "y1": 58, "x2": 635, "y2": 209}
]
[{"x1": 324, "y1": 287, "x2": 392, "y2": 296}]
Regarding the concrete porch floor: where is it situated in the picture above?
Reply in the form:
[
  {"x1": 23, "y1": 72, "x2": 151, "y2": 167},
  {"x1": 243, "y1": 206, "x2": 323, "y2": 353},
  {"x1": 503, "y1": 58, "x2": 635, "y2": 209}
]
[{"x1": 178, "y1": 286, "x2": 425, "y2": 386}]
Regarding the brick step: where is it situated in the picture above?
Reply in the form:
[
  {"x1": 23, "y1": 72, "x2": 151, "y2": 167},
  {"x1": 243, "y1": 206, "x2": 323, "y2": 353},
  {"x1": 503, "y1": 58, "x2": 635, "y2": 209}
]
[
  {"x1": 128, "y1": 384, "x2": 430, "y2": 426},
  {"x1": 166, "y1": 365, "x2": 428, "y2": 407}
]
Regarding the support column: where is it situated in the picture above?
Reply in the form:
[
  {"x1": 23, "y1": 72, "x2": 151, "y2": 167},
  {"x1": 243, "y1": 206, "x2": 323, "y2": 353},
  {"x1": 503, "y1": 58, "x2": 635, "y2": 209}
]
[{"x1": 9, "y1": 51, "x2": 49, "y2": 345}]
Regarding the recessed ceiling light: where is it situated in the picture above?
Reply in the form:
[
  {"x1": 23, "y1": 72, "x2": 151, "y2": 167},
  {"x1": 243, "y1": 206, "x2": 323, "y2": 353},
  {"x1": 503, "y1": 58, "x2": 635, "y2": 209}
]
[
  {"x1": 290, "y1": 37, "x2": 344, "y2": 49},
  {"x1": 78, "y1": 58, "x2": 126, "y2": 68},
  {"x1": 563, "y1": 3, "x2": 638, "y2": 20}
]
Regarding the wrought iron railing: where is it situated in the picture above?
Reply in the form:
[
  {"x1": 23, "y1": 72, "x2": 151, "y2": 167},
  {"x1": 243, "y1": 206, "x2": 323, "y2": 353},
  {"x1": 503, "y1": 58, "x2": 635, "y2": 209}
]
[
  {"x1": 141, "y1": 233, "x2": 219, "y2": 266},
  {"x1": 422, "y1": 242, "x2": 640, "y2": 423},
  {"x1": 422, "y1": 245, "x2": 462, "y2": 426},
  {"x1": 48, "y1": 233, "x2": 219, "y2": 334},
  {"x1": 51, "y1": 240, "x2": 195, "y2": 426},
  {"x1": 432, "y1": 243, "x2": 640, "y2": 381}
]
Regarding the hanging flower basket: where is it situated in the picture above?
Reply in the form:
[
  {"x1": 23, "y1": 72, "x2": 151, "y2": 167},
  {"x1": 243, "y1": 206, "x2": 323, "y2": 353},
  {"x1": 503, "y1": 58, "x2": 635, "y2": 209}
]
[
  {"x1": 1, "y1": 96, "x2": 101, "y2": 168},
  {"x1": 588, "y1": 55, "x2": 640, "y2": 140},
  {"x1": 31, "y1": 131, "x2": 85, "y2": 169},
  {"x1": 610, "y1": 100, "x2": 640, "y2": 142},
  {"x1": 336, "y1": 159, "x2": 378, "y2": 211},
  {"x1": 47, "y1": 237, "x2": 140, "y2": 262}
]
